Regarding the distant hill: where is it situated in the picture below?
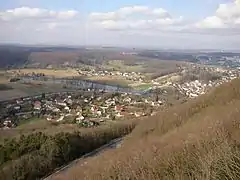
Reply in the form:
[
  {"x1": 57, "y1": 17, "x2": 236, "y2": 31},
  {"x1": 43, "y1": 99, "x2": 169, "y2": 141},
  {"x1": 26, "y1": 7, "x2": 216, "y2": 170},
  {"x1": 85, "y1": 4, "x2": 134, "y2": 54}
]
[
  {"x1": 0, "y1": 45, "x2": 86, "y2": 69},
  {"x1": 0, "y1": 45, "x2": 143, "y2": 69},
  {"x1": 0, "y1": 47, "x2": 30, "y2": 68},
  {"x1": 138, "y1": 50, "x2": 240, "y2": 63},
  {"x1": 55, "y1": 78, "x2": 240, "y2": 180}
]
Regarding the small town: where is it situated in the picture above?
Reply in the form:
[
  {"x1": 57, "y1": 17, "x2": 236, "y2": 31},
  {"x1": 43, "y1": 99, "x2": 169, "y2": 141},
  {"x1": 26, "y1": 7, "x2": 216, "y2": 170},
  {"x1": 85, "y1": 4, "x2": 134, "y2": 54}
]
[
  {"x1": 148, "y1": 64, "x2": 240, "y2": 98},
  {"x1": 3, "y1": 62, "x2": 240, "y2": 129},
  {"x1": 77, "y1": 69, "x2": 145, "y2": 82},
  {"x1": 0, "y1": 90, "x2": 162, "y2": 129},
  {"x1": 172, "y1": 67, "x2": 240, "y2": 98}
]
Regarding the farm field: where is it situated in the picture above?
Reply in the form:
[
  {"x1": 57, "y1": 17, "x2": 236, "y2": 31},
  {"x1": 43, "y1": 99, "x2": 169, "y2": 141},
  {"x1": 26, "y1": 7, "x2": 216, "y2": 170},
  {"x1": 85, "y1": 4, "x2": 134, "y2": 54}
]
[
  {"x1": 85, "y1": 76, "x2": 133, "y2": 87},
  {"x1": 0, "y1": 82, "x2": 71, "y2": 101},
  {"x1": 103, "y1": 60, "x2": 145, "y2": 72}
]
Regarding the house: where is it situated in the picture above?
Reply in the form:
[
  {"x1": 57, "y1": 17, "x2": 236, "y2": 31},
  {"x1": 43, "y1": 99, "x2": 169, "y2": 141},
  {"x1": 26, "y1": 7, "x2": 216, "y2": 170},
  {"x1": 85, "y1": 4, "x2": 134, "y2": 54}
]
[
  {"x1": 114, "y1": 105, "x2": 124, "y2": 112},
  {"x1": 16, "y1": 100, "x2": 23, "y2": 104},
  {"x1": 47, "y1": 116, "x2": 52, "y2": 121},
  {"x1": 3, "y1": 120, "x2": 12, "y2": 127},
  {"x1": 65, "y1": 99, "x2": 73, "y2": 105},
  {"x1": 64, "y1": 106, "x2": 71, "y2": 112},
  {"x1": 100, "y1": 106, "x2": 108, "y2": 113},
  {"x1": 34, "y1": 101, "x2": 41, "y2": 110},
  {"x1": 57, "y1": 102, "x2": 67, "y2": 107},
  {"x1": 52, "y1": 108, "x2": 60, "y2": 113},
  {"x1": 96, "y1": 111, "x2": 102, "y2": 116},
  {"x1": 134, "y1": 112, "x2": 141, "y2": 117},
  {"x1": 158, "y1": 100, "x2": 163, "y2": 105},
  {"x1": 91, "y1": 106, "x2": 98, "y2": 113},
  {"x1": 123, "y1": 97, "x2": 132, "y2": 103},
  {"x1": 57, "y1": 115, "x2": 64, "y2": 122},
  {"x1": 14, "y1": 106, "x2": 21, "y2": 111},
  {"x1": 76, "y1": 116, "x2": 85, "y2": 123}
]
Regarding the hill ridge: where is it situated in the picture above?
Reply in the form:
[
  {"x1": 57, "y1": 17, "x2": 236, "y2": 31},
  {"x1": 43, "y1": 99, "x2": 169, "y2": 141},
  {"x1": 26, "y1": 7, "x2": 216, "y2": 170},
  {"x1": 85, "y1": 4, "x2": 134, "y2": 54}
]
[{"x1": 51, "y1": 79, "x2": 240, "y2": 180}]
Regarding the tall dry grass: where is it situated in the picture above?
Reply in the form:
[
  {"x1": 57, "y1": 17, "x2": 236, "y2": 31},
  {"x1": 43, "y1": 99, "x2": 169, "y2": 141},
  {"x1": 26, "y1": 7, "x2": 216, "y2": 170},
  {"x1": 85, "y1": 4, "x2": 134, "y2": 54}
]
[{"x1": 52, "y1": 79, "x2": 240, "y2": 180}]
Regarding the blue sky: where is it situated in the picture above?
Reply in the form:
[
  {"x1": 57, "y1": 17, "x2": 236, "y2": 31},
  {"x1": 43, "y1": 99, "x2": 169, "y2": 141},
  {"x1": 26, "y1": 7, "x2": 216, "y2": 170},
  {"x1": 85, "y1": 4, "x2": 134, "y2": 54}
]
[
  {"x1": 0, "y1": 0, "x2": 239, "y2": 49},
  {"x1": 0, "y1": 0, "x2": 223, "y2": 17}
]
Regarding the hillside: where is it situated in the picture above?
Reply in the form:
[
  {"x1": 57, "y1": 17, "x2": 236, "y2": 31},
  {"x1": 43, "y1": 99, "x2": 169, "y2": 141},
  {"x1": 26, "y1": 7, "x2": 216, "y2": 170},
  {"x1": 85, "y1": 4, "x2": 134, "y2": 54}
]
[
  {"x1": 52, "y1": 79, "x2": 240, "y2": 180},
  {"x1": 0, "y1": 45, "x2": 185, "y2": 69}
]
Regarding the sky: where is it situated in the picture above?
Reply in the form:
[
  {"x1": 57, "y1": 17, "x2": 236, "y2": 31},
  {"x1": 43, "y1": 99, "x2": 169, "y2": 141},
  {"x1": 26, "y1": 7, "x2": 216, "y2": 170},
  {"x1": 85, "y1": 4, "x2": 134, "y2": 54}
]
[{"x1": 0, "y1": 0, "x2": 240, "y2": 49}]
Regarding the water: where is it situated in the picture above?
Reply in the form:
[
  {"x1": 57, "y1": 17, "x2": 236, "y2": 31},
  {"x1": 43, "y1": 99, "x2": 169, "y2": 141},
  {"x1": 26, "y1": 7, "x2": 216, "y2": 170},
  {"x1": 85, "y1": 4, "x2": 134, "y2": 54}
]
[{"x1": 20, "y1": 76, "x2": 148, "y2": 95}]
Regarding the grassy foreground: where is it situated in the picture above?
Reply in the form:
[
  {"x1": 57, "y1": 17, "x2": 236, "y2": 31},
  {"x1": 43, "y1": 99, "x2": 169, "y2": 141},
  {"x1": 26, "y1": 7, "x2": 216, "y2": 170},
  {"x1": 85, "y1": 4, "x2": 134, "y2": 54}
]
[{"x1": 53, "y1": 79, "x2": 240, "y2": 180}]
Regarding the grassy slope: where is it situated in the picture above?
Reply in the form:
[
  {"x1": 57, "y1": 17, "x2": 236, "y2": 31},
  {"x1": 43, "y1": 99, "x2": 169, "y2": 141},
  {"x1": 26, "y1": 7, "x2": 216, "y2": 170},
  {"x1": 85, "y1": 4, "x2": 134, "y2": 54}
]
[{"x1": 53, "y1": 79, "x2": 240, "y2": 180}]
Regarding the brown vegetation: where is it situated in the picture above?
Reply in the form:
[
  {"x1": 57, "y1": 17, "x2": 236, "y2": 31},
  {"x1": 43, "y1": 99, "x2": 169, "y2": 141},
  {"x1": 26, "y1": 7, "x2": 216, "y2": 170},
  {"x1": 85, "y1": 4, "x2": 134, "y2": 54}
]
[
  {"x1": 53, "y1": 79, "x2": 240, "y2": 180},
  {"x1": 0, "y1": 120, "x2": 136, "y2": 180},
  {"x1": 29, "y1": 51, "x2": 81, "y2": 67}
]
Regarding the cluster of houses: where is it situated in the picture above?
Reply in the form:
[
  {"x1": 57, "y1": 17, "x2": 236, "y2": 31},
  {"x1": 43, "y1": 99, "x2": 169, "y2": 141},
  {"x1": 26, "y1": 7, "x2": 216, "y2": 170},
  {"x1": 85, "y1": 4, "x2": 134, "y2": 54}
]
[
  {"x1": 77, "y1": 69, "x2": 145, "y2": 82},
  {"x1": 172, "y1": 80, "x2": 209, "y2": 98},
  {"x1": 0, "y1": 90, "x2": 163, "y2": 129},
  {"x1": 172, "y1": 68, "x2": 240, "y2": 98}
]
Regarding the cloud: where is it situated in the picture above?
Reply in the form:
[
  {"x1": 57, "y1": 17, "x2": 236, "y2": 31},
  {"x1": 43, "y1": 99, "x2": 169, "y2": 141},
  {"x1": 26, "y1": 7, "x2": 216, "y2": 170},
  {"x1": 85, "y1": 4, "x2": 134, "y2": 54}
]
[
  {"x1": 195, "y1": 16, "x2": 226, "y2": 29},
  {"x1": 196, "y1": 0, "x2": 240, "y2": 30},
  {"x1": 0, "y1": 6, "x2": 83, "y2": 45},
  {"x1": 89, "y1": 6, "x2": 185, "y2": 31},
  {"x1": 1, "y1": 2, "x2": 240, "y2": 49},
  {"x1": 89, "y1": 1, "x2": 240, "y2": 36},
  {"x1": 89, "y1": 5, "x2": 171, "y2": 21},
  {"x1": 0, "y1": 7, "x2": 79, "y2": 21}
]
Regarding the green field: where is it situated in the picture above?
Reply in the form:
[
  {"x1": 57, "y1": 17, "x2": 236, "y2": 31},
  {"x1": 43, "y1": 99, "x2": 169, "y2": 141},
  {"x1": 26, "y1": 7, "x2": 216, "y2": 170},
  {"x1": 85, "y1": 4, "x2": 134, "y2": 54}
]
[
  {"x1": 104, "y1": 60, "x2": 144, "y2": 72},
  {"x1": 132, "y1": 83, "x2": 152, "y2": 90},
  {"x1": 17, "y1": 117, "x2": 44, "y2": 127}
]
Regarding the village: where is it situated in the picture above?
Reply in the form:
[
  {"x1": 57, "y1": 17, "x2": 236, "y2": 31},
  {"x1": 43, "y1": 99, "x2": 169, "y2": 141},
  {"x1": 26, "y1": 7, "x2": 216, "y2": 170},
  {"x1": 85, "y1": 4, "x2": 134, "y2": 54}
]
[
  {"x1": 0, "y1": 90, "x2": 163, "y2": 129},
  {"x1": 172, "y1": 66, "x2": 240, "y2": 98},
  {"x1": 9, "y1": 68, "x2": 146, "y2": 83},
  {"x1": 77, "y1": 69, "x2": 145, "y2": 82},
  {"x1": 2, "y1": 62, "x2": 240, "y2": 129}
]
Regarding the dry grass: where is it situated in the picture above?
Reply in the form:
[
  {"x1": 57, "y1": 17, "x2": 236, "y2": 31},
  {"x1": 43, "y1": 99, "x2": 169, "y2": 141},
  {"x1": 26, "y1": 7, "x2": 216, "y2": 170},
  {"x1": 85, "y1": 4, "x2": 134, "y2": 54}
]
[{"x1": 51, "y1": 79, "x2": 240, "y2": 180}]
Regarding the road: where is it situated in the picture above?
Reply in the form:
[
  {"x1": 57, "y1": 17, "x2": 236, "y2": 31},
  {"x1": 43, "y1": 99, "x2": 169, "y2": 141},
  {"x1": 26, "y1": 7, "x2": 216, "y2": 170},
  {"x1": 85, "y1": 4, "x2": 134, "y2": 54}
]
[{"x1": 42, "y1": 137, "x2": 123, "y2": 180}]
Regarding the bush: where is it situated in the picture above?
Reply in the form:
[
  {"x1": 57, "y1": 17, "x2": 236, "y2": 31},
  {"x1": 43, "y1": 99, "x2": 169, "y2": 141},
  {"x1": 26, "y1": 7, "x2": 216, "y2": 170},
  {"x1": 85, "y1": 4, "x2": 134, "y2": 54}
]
[
  {"x1": 9, "y1": 78, "x2": 20, "y2": 82},
  {"x1": 0, "y1": 121, "x2": 136, "y2": 180}
]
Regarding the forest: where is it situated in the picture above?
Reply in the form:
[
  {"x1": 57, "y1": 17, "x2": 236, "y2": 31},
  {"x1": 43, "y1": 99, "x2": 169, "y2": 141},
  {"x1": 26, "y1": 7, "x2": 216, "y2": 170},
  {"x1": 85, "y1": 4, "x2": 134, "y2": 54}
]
[{"x1": 0, "y1": 121, "x2": 135, "y2": 180}]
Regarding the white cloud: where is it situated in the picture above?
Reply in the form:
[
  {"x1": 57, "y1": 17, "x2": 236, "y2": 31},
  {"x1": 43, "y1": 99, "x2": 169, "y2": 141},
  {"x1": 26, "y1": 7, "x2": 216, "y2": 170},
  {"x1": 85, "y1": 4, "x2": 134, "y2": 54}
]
[
  {"x1": 196, "y1": 0, "x2": 240, "y2": 30},
  {"x1": 151, "y1": 8, "x2": 171, "y2": 18},
  {"x1": 0, "y1": 7, "x2": 79, "y2": 21},
  {"x1": 1, "y1": 2, "x2": 240, "y2": 49},
  {"x1": 89, "y1": 6, "x2": 185, "y2": 31},
  {"x1": 89, "y1": 1, "x2": 240, "y2": 36},
  {"x1": 196, "y1": 16, "x2": 226, "y2": 29},
  {"x1": 216, "y1": 1, "x2": 240, "y2": 20},
  {"x1": 118, "y1": 6, "x2": 150, "y2": 15},
  {"x1": 89, "y1": 5, "x2": 171, "y2": 21},
  {"x1": 89, "y1": 12, "x2": 121, "y2": 21}
]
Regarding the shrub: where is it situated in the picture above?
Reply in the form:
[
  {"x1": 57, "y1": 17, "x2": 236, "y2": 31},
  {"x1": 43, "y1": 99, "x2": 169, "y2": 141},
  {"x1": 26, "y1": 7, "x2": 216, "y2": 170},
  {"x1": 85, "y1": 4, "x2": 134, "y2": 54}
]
[{"x1": 0, "y1": 121, "x2": 136, "y2": 180}]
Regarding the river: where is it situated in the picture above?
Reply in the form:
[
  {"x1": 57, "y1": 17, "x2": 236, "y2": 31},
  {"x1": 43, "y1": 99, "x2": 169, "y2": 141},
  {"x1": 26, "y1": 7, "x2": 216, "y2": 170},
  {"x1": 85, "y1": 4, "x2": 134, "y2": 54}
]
[{"x1": 20, "y1": 76, "x2": 148, "y2": 95}]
